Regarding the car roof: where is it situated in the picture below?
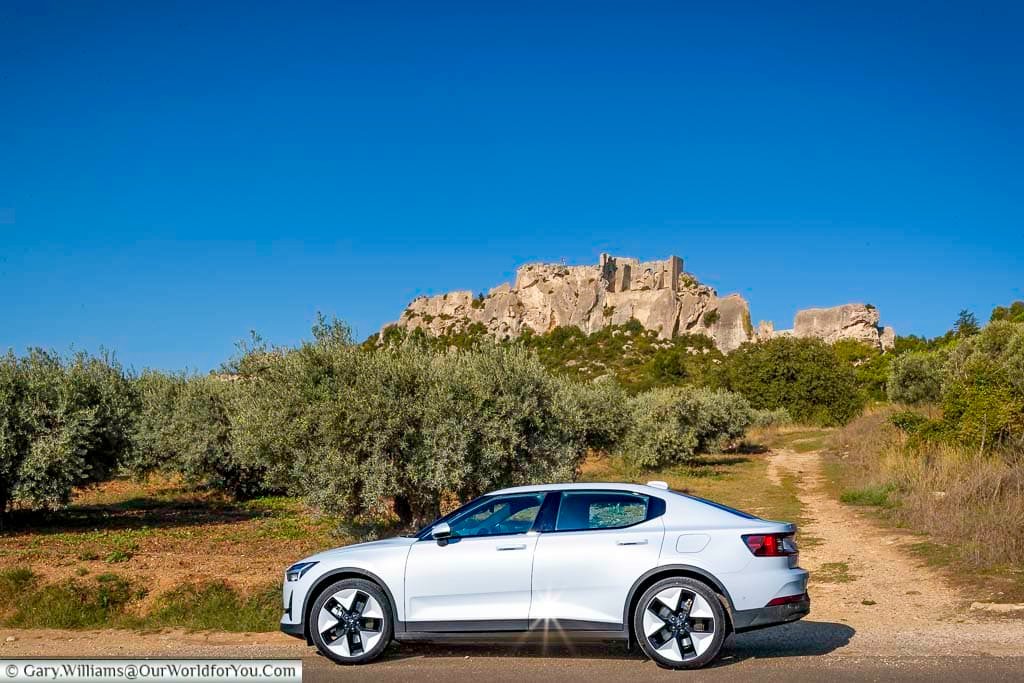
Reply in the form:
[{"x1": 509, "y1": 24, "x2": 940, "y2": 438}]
[{"x1": 489, "y1": 482, "x2": 667, "y2": 496}]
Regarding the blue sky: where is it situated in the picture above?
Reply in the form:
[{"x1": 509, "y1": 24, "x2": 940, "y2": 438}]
[{"x1": 2, "y1": 1, "x2": 1022, "y2": 371}]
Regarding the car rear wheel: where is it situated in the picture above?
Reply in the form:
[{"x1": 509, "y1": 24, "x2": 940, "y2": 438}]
[
  {"x1": 633, "y1": 577, "x2": 726, "y2": 669},
  {"x1": 310, "y1": 578, "x2": 392, "y2": 665}
]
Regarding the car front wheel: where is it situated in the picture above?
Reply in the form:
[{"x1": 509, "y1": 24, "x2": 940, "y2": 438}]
[
  {"x1": 633, "y1": 577, "x2": 726, "y2": 669},
  {"x1": 309, "y1": 578, "x2": 392, "y2": 665}
]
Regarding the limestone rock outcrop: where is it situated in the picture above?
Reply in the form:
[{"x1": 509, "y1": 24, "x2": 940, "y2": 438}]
[
  {"x1": 386, "y1": 254, "x2": 754, "y2": 352},
  {"x1": 382, "y1": 254, "x2": 895, "y2": 352},
  {"x1": 791, "y1": 304, "x2": 895, "y2": 351}
]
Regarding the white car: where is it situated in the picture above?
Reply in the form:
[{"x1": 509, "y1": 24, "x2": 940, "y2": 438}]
[{"x1": 280, "y1": 482, "x2": 809, "y2": 669}]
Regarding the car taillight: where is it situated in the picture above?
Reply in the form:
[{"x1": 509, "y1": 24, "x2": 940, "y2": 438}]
[
  {"x1": 743, "y1": 533, "x2": 798, "y2": 557},
  {"x1": 766, "y1": 593, "x2": 807, "y2": 607}
]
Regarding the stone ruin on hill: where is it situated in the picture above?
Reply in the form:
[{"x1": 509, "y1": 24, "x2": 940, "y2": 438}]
[{"x1": 381, "y1": 253, "x2": 895, "y2": 353}]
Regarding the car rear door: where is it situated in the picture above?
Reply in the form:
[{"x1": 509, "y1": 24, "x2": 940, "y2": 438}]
[{"x1": 529, "y1": 490, "x2": 665, "y2": 629}]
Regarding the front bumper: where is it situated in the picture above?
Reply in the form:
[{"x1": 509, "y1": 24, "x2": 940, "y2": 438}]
[
  {"x1": 732, "y1": 595, "x2": 810, "y2": 633},
  {"x1": 280, "y1": 620, "x2": 305, "y2": 639}
]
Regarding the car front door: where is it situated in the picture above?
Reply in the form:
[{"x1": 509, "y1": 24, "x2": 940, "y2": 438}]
[
  {"x1": 404, "y1": 492, "x2": 548, "y2": 630},
  {"x1": 529, "y1": 490, "x2": 665, "y2": 629}
]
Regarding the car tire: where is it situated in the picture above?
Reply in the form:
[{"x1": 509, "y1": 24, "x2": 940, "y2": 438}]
[
  {"x1": 633, "y1": 576, "x2": 727, "y2": 669},
  {"x1": 309, "y1": 578, "x2": 393, "y2": 665}
]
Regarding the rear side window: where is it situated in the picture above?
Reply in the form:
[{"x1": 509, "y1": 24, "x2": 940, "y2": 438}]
[{"x1": 555, "y1": 491, "x2": 655, "y2": 531}]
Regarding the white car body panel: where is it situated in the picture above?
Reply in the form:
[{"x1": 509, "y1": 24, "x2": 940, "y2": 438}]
[
  {"x1": 404, "y1": 532, "x2": 539, "y2": 622},
  {"x1": 282, "y1": 481, "x2": 810, "y2": 640},
  {"x1": 530, "y1": 517, "x2": 664, "y2": 625}
]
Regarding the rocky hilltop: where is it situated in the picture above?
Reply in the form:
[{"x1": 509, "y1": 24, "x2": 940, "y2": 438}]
[{"x1": 384, "y1": 254, "x2": 895, "y2": 352}]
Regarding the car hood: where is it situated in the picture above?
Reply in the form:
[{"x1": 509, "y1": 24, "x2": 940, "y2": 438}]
[{"x1": 303, "y1": 536, "x2": 417, "y2": 563}]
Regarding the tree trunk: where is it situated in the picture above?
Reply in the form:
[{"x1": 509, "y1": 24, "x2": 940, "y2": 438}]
[{"x1": 393, "y1": 495, "x2": 414, "y2": 529}]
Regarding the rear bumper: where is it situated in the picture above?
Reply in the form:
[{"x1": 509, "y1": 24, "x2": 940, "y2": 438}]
[{"x1": 732, "y1": 595, "x2": 810, "y2": 633}]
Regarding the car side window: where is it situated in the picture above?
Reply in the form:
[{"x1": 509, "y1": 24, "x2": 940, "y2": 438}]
[
  {"x1": 555, "y1": 491, "x2": 651, "y2": 532},
  {"x1": 446, "y1": 493, "x2": 546, "y2": 538}
]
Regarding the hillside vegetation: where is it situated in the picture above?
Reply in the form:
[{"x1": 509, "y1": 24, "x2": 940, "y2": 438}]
[
  {"x1": 827, "y1": 313, "x2": 1024, "y2": 596},
  {"x1": 7, "y1": 301, "x2": 1020, "y2": 528}
]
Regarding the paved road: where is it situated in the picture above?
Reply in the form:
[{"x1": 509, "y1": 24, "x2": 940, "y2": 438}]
[{"x1": 301, "y1": 641, "x2": 1023, "y2": 682}]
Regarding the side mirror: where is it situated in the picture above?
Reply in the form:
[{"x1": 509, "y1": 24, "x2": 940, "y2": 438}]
[{"x1": 431, "y1": 522, "x2": 452, "y2": 542}]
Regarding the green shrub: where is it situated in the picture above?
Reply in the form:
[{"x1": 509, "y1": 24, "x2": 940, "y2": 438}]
[
  {"x1": 132, "y1": 372, "x2": 267, "y2": 499},
  {"x1": 840, "y1": 483, "x2": 896, "y2": 507},
  {"x1": 232, "y1": 328, "x2": 591, "y2": 527},
  {"x1": 553, "y1": 378, "x2": 632, "y2": 453},
  {"x1": 833, "y1": 340, "x2": 890, "y2": 402},
  {"x1": 619, "y1": 388, "x2": 699, "y2": 469},
  {"x1": 618, "y1": 386, "x2": 751, "y2": 469},
  {"x1": 144, "y1": 581, "x2": 278, "y2": 632},
  {"x1": 888, "y1": 410, "x2": 930, "y2": 433},
  {"x1": 990, "y1": 301, "x2": 1024, "y2": 324},
  {"x1": 887, "y1": 350, "x2": 946, "y2": 405},
  {"x1": 941, "y1": 321, "x2": 1024, "y2": 448},
  {"x1": 684, "y1": 387, "x2": 754, "y2": 453},
  {"x1": 0, "y1": 350, "x2": 137, "y2": 516},
  {"x1": 750, "y1": 407, "x2": 792, "y2": 428},
  {"x1": 639, "y1": 336, "x2": 723, "y2": 390},
  {"x1": 7, "y1": 574, "x2": 140, "y2": 629},
  {"x1": 0, "y1": 568, "x2": 37, "y2": 597},
  {"x1": 720, "y1": 337, "x2": 864, "y2": 426}
]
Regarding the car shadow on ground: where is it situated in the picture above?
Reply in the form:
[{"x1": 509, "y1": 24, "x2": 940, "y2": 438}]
[
  {"x1": 716, "y1": 620, "x2": 855, "y2": 666},
  {"x1": 378, "y1": 620, "x2": 854, "y2": 665}
]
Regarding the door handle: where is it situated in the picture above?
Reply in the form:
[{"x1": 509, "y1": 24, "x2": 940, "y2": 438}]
[
  {"x1": 616, "y1": 539, "x2": 648, "y2": 546},
  {"x1": 497, "y1": 543, "x2": 527, "y2": 551}
]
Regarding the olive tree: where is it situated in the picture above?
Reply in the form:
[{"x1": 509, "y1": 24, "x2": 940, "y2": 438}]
[
  {"x1": 617, "y1": 386, "x2": 752, "y2": 470},
  {"x1": 0, "y1": 350, "x2": 136, "y2": 517},
  {"x1": 887, "y1": 350, "x2": 946, "y2": 405}
]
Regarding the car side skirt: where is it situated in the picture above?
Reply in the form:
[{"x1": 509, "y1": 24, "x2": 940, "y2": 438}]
[{"x1": 395, "y1": 618, "x2": 627, "y2": 643}]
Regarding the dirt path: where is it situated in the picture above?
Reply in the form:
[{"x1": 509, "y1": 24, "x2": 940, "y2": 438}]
[{"x1": 767, "y1": 447, "x2": 1024, "y2": 657}]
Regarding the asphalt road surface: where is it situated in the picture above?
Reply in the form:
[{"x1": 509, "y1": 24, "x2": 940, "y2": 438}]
[{"x1": 300, "y1": 639, "x2": 1024, "y2": 682}]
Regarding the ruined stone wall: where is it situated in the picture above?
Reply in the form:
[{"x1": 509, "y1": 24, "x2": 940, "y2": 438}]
[{"x1": 384, "y1": 255, "x2": 895, "y2": 352}]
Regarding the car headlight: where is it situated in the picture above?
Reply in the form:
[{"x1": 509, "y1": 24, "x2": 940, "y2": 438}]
[{"x1": 285, "y1": 561, "x2": 318, "y2": 582}]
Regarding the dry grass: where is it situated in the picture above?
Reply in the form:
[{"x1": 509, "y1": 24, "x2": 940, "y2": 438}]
[
  {"x1": 825, "y1": 407, "x2": 1024, "y2": 599},
  {"x1": 1, "y1": 478, "x2": 346, "y2": 575}
]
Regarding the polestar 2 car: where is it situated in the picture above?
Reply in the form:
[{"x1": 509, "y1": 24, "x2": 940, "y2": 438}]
[{"x1": 280, "y1": 481, "x2": 809, "y2": 669}]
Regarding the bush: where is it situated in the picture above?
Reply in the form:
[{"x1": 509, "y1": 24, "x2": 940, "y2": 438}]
[
  {"x1": 639, "y1": 336, "x2": 724, "y2": 390},
  {"x1": 132, "y1": 372, "x2": 266, "y2": 499},
  {"x1": 720, "y1": 337, "x2": 864, "y2": 426},
  {"x1": 888, "y1": 410, "x2": 930, "y2": 433},
  {"x1": 684, "y1": 387, "x2": 754, "y2": 453},
  {"x1": 990, "y1": 301, "x2": 1024, "y2": 324},
  {"x1": 833, "y1": 340, "x2": 891, "y2": 402},
  {"x1": 6, "y1": 574, "x2": 140, "y2": 629},
  {"x1": 144, "y1": 581, "x2": 278, "y2": 632},
  {"x1": 941, "y1": 321, "x2": 1024, "y2": 449},
  {"x1": 887, "y1": 350, "x2": 946, "y2": 405},
  {"x1": 232, "y1": 328, "x2": 591, "y2": 527},
  {"x1": 0, "y1": 350, "x2": 137, "y2": 516},
  {"x1": 618, "y1": 387, "x2": 751, "y2": 469},
  {"x1": 552, "y1": 377, "x2": 631, "y2": 453},
  {"x1": 750, "y1": 407, "x2": 792, "y2": 428}
]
